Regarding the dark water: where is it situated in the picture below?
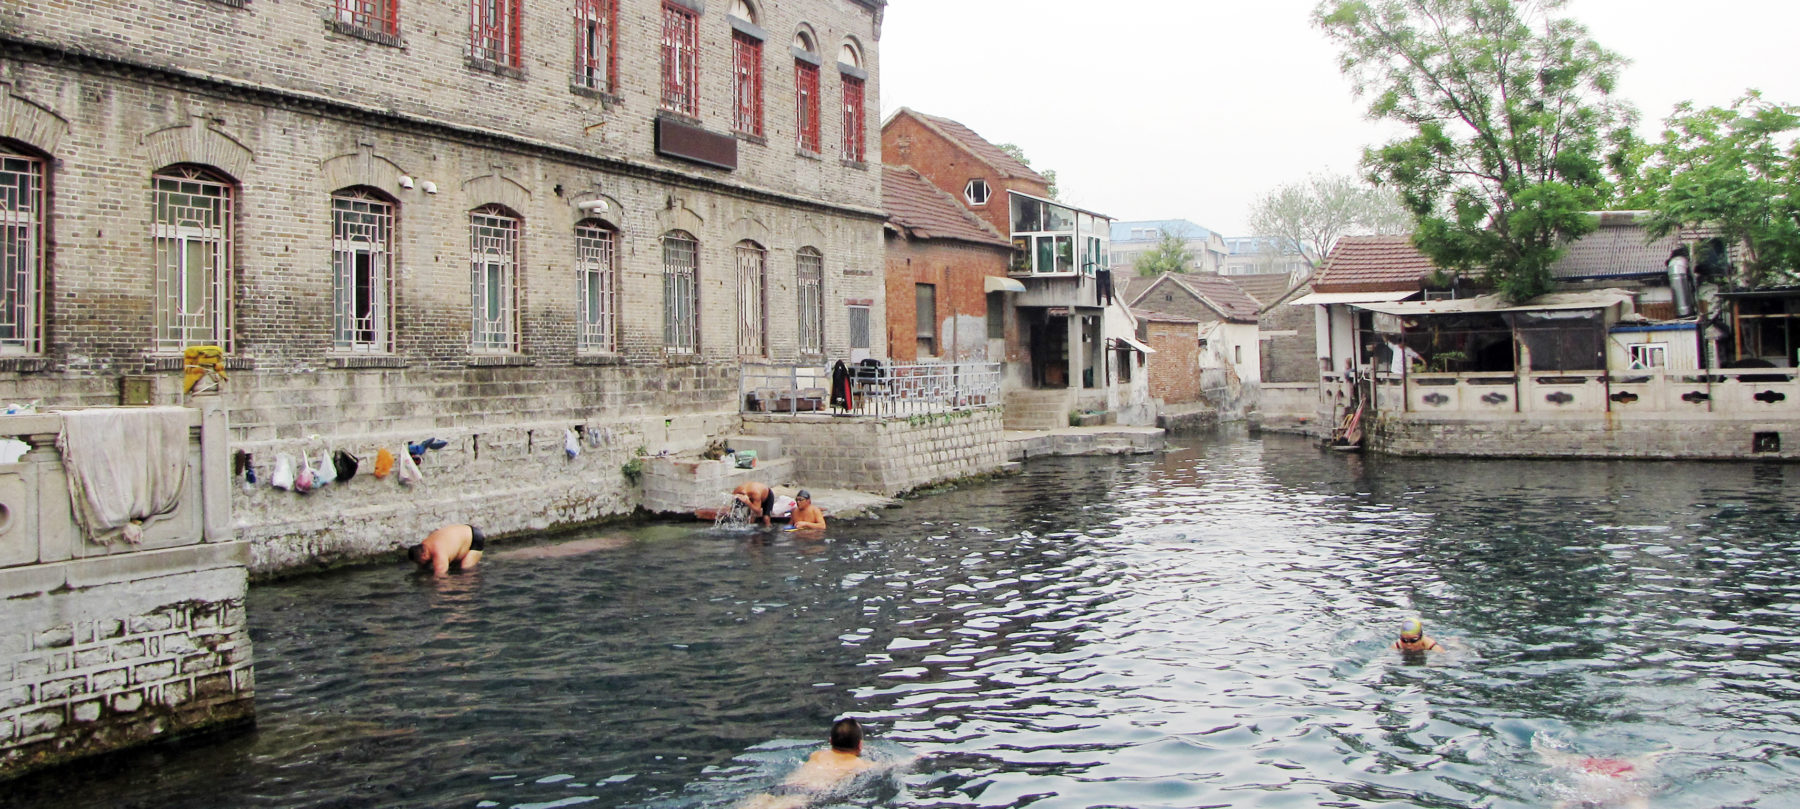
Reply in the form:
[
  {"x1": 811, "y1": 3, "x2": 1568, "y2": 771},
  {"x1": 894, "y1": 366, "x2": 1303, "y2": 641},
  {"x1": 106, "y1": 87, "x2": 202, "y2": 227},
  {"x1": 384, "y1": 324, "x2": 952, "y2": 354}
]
[{"x1": 12, "y1": 431, "x2": 1800, "y2": 808}]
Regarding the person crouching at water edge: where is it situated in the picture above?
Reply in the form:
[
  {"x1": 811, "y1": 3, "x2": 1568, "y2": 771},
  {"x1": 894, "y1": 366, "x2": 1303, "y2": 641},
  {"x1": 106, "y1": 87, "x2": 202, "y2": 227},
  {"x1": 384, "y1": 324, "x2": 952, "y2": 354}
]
[
  {"x1": 1394, "y1": 617, "x2": 1443, "y2": 654},
  {"x1": 738, "y1": 718, "x2": 874, "y2": 809},
  {"x1": 407, "y1": 524, "x2": 485, "y2": 576}
]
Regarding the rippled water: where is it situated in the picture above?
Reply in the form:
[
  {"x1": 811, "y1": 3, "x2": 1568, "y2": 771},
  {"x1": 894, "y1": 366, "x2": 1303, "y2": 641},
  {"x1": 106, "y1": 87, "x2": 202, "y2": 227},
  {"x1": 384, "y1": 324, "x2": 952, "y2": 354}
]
[{"x1": 12, "y1": 430, "x2": 1800, "y2": 808}]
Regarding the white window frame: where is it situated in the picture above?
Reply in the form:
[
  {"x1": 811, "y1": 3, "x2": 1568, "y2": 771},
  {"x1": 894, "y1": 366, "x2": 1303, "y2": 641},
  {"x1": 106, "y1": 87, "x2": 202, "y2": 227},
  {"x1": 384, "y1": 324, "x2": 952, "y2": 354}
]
[
  {"x1": 576, "y1": 221, "x2": 619, "y2": 353},
  {"x1": 152, "y1": 166, "x2": 233, "y2": 353},
  {"x1": 1628, "y1": 342, "x2": 1668, "y2": 370},
  {"x1": 331, "y1": 190, "x2": 395, "y2": 353},
  {"x1": 964, "y1": 178, "x2": 990, "y2": 206},
  {"x1": 470, "y1": 206, "x2": 519, "y2": 353}
]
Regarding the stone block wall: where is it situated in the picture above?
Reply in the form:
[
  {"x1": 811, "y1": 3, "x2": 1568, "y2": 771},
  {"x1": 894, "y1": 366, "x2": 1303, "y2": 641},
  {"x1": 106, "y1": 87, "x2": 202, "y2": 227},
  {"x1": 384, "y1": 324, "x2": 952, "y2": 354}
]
[
  {"x1": 1256, "y1": 382, "x2": 1322, "y2": 435},
  {"x1": 1371, "y1": 415, "x2": 1800, "y2": 460},
  {"x1": 740, "y1": 407, "x2": 1006, "y2": 496}
]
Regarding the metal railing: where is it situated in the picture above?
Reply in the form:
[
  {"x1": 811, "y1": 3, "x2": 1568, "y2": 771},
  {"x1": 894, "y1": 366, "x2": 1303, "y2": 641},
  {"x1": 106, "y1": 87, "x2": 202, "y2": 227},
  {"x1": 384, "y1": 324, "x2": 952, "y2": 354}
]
[{"x1": 741, "y1": 361, "x2": 1002, "y2": 418}]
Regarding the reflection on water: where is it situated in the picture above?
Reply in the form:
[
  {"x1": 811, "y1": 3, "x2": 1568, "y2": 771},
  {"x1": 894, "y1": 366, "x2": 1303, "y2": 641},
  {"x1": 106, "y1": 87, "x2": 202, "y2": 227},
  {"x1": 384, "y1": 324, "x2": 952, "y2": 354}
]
[{"x1": 10, "y1": 431, "x2": 1800, "y2": 808}]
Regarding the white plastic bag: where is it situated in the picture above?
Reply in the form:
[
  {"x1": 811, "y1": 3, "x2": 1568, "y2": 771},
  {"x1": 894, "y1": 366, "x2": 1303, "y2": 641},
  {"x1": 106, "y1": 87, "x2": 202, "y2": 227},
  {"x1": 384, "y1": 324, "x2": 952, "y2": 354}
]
[
  {"x1": 271, "y1": 453, "x2": 296, "y2": 491},
  {"x1": 396, "y1": 447, "x2": 423, "y2": 487},
  {"x1": 564, "y1": 428, "x2": 581, "y2": 460},
  {"x1": 312, "y1": 450, "x2": 336, "y2": 487}
]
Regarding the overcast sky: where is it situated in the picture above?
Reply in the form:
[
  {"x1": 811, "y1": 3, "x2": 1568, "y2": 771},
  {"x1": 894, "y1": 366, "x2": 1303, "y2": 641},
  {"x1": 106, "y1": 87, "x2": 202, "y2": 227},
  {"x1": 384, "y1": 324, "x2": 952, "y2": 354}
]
[{"x1": 878, "y1": 0, "x2": 1800, "y2": 236}]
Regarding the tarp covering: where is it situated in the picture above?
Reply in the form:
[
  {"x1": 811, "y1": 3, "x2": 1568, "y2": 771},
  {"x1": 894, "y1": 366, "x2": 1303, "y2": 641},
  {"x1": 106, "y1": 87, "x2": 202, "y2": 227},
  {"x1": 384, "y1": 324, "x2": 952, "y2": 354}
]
[
  {"x1": 1108, "y1": 335, "x2": 1157, "y2": 354},
  {"x1": 1349, "y1": 289, "x2": 1636, "y2": 317},
  {"x1": 1287, "y1": 290, "x2": 1419, "y2": 306}
]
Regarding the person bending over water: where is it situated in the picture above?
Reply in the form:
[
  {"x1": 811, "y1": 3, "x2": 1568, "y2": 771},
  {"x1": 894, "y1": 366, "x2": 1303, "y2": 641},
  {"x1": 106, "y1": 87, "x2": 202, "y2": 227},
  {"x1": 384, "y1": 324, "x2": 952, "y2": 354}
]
[
  {"x1": 1393, "y1": 617, "x2": 1442, "y2": 654},
  {"x1": 732, "y1": 481, "x2": 776, "y2": 528},
  {"x1": 738, "y1": 718, "x2": 874, "y2": 809},
  {"x1": 407, "y1": 524, "x2": 484, "y2": 576}
]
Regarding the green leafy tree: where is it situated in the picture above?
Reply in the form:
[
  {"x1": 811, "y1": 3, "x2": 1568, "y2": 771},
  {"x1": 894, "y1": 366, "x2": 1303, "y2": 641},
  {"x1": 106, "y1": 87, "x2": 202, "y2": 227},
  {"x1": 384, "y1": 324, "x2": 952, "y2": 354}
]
[
  {"x1": 1135, "y1": 229, "x2": 1196, "y2": 276},
  {"x1": 1315, "y1": 0, "x2": 1634, "y2": 301},
  {"x1": 1625, "y1": 93, "x2": 1800, "y2": 286},
  {"x1": 997, "y1": 143, "x2": 1059, "y2": 199},
  {"x1": 1249, "y1": 172, "x2": 1413, "y2": 268}
]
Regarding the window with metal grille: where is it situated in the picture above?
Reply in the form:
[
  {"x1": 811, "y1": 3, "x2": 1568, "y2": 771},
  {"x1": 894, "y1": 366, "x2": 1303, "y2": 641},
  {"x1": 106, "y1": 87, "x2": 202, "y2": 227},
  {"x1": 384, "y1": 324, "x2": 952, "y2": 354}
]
[
  {"x1": 795, "y1": 60, "x2": 820, "y2": 153},
  {"x1": 470, "y1": 206, "x2": 519, "y2": 352},
  {"x1": 471, "y1": 0, "x2": 522, "y2": 67},
  {"x1": 576, "y1": 221, "x2": 618, "y2": 352},
  {"x1": 152, "y1": 166, "x2": 233, "y2": 353},
  {"x1": 335, "y1": 0, "x2": 398, "y2": 37},
  {"x1": 660, "y1": 3, "x2": 698, "y2": 116},
  {"x1": 662, "y1": 231, "x2": 699, "y2": 354},
  {"x1": 0, "y1": 147, "x2": 45, "y2": 355},
  {"x1": 731, "y1": 31, "x2": 764, "y2": 136},
  {"x1": 848, "y1": 305, "x2": 870, "y2": 351},
  {"x1": 797, "y1": 247, "x2": 824, "y2": 355},
  {"x1": 736, "y1": 241, "x2": 766, "y2": 357},
  {"x1": 574, "y1": 0, "x2": 615, "y2": 92},
  {"x1": 840, "y1": 74, "x2": 865, "y2": 162},
  {"x1": 331, "y1": 190, "x2": 394, "y2": 353},
  {"x1": 915, "y1": 283, "x2": 936, "y2": 357}
]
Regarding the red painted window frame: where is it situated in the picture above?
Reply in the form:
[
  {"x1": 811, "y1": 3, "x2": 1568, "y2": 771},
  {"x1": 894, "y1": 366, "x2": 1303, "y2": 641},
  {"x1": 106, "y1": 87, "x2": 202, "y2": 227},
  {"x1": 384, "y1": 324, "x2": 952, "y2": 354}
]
[
  {"x1": 470, "y1": 0, "x2": 522, "y2": 67},
  {"x1": 660, "y1": 3, "x2": 699, "y2": 116},
  {"x1": 840, "y1": 74, "x2": 866, "y2": 162},
  {"x1": 732, "y1": 31, "x2": 764, "y2": 137},
  {"x1": 795, "y1": 60, "x2": 821, "y2": 153},
  {"x1": 575, "y1": 0, "x2": 616, "y2": 92},
  {"x1": 336, "y1": 0, "x2": 400, "y2": 37}
]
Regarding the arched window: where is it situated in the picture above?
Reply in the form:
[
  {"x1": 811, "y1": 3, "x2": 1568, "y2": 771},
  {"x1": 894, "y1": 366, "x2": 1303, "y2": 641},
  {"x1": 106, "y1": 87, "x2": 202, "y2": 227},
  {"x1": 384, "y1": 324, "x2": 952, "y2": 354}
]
[
  {"x1": 793, "y1": 29, "x2": 821, "y2": 153},
  {"x1": 736, "y1": 240, "x2": 766, "y2": 357},
  {"x1": 730, "y1": 1, "x2": 764, "y2": 137},
  {"x1": 331, "y1": 187, "x2": 396, "y2": 353},
  {"x1": 575, "y1": 0, "x2": 616, "y2": 92},
  {"x1": 152, "y1": 165, "x2": 235, "y2": 352},
  {"x1": 837, "y1": 40, "x2": 866, "y2": 161},
  {"x1": 662, "y1": 230, "x2": 700, "y2": 355},
  {"x1": 797, "y1": 247, "x2": 824, "y2": 356},
  {"x1": 470, "y1": 205, "x2": 520, "y2": 352},
  {"x1": 661, "y1": 2, "x2": 699, "y2": 115},
  {"x1": 576, "y1": 219, "x2": 619, "y2": 352},
  {"x1": 0, "y1": 142, "x2": 47, "y2": 355}
]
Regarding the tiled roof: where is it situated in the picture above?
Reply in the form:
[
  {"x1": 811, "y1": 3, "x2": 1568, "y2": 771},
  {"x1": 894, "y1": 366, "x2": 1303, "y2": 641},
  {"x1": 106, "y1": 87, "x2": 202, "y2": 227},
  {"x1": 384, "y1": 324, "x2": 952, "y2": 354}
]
[
  {"x1": 906, "y1": 109, "x2": 1047, "y2": 183},
  {"x1": 1119, "y1": 275, "x2": 1157, "y2": 304},
  {"x1": 1312, "y1": 235, "x2": 1439, "y2": 293},
  {"x1": 1222, "y1": 273, "x2": 1298, "y2": 307},
  {"x1": 1550, "y1": 212, "x2": 1722, "y2": 279},
  {"x1": 1129, "y1": 273, "x2": 1262, "y2": 323},
  {"x1": 882, "y1": 165, "x2": 1011, "y2": 248},
  {"x1": 1131, "y1": 308, "x2": 1200, "y2": 324}
]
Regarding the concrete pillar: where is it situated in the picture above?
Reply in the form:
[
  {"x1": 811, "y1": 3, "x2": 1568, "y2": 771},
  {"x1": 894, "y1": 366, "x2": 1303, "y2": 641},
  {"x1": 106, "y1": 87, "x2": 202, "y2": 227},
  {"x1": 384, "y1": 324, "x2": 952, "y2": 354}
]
[{"x1": 1066, "y1": 315, "x2": 1082, "y2": 391}]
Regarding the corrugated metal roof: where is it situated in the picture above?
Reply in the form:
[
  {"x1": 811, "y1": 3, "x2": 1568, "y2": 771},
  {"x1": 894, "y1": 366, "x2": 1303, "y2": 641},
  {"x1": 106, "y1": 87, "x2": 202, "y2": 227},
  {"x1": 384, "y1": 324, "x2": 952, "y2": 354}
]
[{"x1": 881, "y1": 165, "x2": 1012, "y2": 248}]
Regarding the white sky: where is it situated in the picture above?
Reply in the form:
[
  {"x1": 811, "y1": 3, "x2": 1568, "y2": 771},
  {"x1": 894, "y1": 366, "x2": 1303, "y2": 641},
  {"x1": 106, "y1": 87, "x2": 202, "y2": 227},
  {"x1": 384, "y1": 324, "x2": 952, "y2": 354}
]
[{"x1": 878, "y1": 0, "x2": 1800, "y2": 236}]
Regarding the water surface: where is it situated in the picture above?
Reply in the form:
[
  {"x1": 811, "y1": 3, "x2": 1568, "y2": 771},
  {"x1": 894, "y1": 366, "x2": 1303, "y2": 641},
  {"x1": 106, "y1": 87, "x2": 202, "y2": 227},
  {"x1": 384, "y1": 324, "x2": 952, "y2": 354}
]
[{"x1": 10, "y1": 431, "x2": 1800, "y2": 808}]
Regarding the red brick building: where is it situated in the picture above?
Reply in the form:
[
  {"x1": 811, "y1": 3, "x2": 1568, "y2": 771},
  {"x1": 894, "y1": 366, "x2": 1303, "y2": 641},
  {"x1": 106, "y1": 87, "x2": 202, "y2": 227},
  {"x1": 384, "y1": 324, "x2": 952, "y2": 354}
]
[
  {"x1": 1137, "y1": 311, "x2": 1202, "y2": 404},
  {"x1": 881, "y1": 108, "x2": 1052, "y2": 236},
  {"x1": 881, "y1": 165, "x2": 1013, "y2": 362}
]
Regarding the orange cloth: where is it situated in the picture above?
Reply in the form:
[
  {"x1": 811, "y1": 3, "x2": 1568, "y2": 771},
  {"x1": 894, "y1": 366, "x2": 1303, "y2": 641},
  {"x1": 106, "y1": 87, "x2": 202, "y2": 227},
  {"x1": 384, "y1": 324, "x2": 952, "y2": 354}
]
[{"x1": 373, "y1": 448, "x2": 395, "y2": 479}]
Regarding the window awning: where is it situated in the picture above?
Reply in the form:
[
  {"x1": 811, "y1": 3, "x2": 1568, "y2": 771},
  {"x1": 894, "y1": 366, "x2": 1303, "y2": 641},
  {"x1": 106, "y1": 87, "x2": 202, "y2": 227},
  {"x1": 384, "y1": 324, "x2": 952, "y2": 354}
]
[
  {"x1": 1349, "y1": 289, "x2": 1634, "y2": 316},
  {"x1": 984, "y1": 275, "x2": 1028, "y2": 293},
  {"x1": 1108, "y1": 335, "x2": 1157, "y2": 354},
  {"x1": 1288, "y1": 290, "x2": 1420, "y2": 306}
]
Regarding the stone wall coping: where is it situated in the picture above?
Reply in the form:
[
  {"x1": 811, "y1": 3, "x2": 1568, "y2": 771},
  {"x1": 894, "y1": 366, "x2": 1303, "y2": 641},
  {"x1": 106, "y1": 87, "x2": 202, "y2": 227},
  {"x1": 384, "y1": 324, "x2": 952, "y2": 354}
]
[{"x1": 0, "y1": 542, "x2": 248, "y2": 599}]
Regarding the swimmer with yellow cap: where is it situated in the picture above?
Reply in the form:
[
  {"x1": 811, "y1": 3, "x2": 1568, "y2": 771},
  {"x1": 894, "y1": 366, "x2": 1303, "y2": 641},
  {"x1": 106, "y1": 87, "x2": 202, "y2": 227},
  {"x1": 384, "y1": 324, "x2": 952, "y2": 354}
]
[{"x1": 1393, "y1": 617, "x2": 1442, "y2": 653}]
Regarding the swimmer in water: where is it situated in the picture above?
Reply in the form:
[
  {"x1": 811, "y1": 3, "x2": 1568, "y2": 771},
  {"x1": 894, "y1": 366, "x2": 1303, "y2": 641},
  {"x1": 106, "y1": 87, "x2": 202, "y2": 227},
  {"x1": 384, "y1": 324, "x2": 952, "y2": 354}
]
[
  {"x1": 737, "y1": 717, "x2": 875, "y2": 809},
  {"x1": 1393, "y1": 617, "x2": 1442, "y2": 654},
  {"x1": 1534, "y1": 733, "x2": 1669, "y2": 809}
]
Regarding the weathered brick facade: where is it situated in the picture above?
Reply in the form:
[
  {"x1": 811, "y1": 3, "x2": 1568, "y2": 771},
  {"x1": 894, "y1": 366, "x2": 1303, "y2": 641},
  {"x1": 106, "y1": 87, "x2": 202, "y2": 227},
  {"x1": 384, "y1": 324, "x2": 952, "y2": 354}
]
[
  {"x1": 0, "y1": 0, "x2": 887, "y2": 570},
  {"x1": 1143, "y1": 316, "x2": 1200, "y2": 405},
  {"x1": 884, "y1": 238, "x2": 1012, "y2": 363}
]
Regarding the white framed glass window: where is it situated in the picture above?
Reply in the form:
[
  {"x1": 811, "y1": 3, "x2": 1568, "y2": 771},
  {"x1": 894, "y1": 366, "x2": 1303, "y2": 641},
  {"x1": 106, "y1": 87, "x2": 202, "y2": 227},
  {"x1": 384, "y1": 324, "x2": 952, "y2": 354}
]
[
  {"x1": 736, "y1": 241, "x2": 766, "y2": 357},
  {"x1": 662, "y1": 230, "x2": 699, "y2": 355},
  {"x1": 0, "y1": 147, "x2": 46, "y2": 355},
  {"x1": 576, "y1": 221, "x2": 618, "y2": 352},
  {"x1": 470, "y1": 205, "x2": 519, "y2": 352},
  {"x1": 331, "y1": 189, "x2": 395, "y2": 353},
  {"x1": 964, "y1": 178, "x2": 990, "y2": 206},
  {"x1": 797, "y1": 247, "x2": 824, "y2": 356},
  {"x1": 1629, "y1": 342, "x2": 1668, "y2": 370},
  {"x1": 153, "y1": 166, "x2": 233, "y2": 352}
]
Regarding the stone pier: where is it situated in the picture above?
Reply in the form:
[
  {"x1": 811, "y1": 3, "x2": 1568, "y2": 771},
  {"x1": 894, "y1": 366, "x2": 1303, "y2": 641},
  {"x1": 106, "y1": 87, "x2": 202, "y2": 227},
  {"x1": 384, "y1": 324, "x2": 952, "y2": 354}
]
[{"x1": 0, "y1": 402, "x2": 251, "y2": 780}]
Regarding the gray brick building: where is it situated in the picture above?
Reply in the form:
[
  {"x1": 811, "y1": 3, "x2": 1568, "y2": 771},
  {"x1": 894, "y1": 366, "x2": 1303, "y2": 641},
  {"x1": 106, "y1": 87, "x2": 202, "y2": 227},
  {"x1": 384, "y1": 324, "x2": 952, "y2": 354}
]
[{"x1": 0, "y1": 0, "x2": 887, "y2": 571}]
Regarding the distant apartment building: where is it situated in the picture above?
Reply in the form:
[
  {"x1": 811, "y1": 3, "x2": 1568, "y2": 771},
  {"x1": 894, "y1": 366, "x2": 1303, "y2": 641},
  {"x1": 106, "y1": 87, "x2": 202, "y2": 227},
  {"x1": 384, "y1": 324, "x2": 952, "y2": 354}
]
[
  {"x1": 1222, "y1": 236, "x2": 1316, "y2": 279},
  {"x1": 1109, "y1": 220, "x2": 1229, "y2": 275},
  {"x1": 1, "y1": 0, "x2": 888, "y2": 570}
]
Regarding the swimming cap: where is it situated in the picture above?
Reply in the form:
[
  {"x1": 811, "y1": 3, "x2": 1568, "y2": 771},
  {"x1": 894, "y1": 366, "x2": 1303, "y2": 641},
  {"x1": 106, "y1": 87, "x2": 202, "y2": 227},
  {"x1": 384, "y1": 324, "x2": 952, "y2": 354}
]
[{"x1": 1399, "y1": 617, "x2": 1424, "y2": 639}]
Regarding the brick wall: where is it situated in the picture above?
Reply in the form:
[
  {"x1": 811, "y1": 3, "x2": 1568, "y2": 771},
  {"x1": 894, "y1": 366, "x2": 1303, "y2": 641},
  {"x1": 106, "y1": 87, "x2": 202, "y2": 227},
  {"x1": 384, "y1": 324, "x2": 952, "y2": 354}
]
[
  {"x1": 1145, "y1": 319, "x2": 1200, "y2": 404},
  {"x1": 1261, "y1": 296, "x2": 1320, "y2": 383},
  {"x1": 883, "y1": 236, "x2": 1011, "y2": 362},
  {"x1": 880, "y1": 114, "x2": 1048, "y2": 240}
]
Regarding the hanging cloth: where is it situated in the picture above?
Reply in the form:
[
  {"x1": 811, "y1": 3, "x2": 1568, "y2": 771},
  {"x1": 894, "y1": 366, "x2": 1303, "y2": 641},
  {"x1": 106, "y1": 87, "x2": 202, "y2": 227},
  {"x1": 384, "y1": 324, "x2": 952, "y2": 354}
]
[{"x1": 830, "y1": 360, "x2": 853, "y2": 411}]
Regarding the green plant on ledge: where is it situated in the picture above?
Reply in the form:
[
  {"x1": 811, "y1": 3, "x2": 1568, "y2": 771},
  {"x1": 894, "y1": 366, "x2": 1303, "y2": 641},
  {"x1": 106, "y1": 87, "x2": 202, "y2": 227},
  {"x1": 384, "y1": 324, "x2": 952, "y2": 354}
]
[
  {"x1": 621, "y1": 446, "x2": 648, "y2": 484},
  {"x1": 1068, "y1": 410, "x2": 1082, "y2": 427}
]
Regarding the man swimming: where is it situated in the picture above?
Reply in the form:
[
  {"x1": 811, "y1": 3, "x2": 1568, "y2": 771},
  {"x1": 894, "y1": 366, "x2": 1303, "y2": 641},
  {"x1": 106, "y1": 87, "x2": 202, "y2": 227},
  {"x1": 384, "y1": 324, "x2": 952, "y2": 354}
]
[
  {"x1": 1393, "y1": 617, "x2": 1442, "y2": 654},
  {"x1": 1534, "y1": 733, "x2": 1666, "y2": 809},
  {"x1": 737, "y1": 718, "x2": 875, "y2": 809},
  {"x1": 407, "y1": 524, "x2": 484, "y2": 576}
]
